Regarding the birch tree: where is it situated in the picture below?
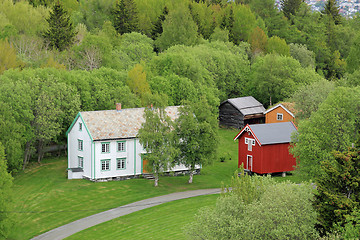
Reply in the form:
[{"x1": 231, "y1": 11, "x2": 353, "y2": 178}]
[
  {"x1": 138, "y1": 106, "x2": 177, "y2": 187},
  {"x1": 176, "y1": 98, "x2": 218, "y2": 184}
]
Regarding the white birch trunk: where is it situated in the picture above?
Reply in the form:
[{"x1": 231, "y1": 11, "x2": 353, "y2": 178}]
[
  {"x1": 188, "y1": 171, "x2": 194, "y2": 184},
  {"x1": 154, "y1": 172, "x2": 159, "y2": 187}
]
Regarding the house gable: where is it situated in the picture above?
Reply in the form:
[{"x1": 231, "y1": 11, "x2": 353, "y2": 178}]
[
  {"x1": 66, "y1": 112, "x2": 93, "y2": 141},
  {"x1": 264, "y1": 104, "x2": 295, "y2": 124}
]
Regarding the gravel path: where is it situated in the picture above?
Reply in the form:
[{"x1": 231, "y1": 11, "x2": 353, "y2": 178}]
[{"x1": 31, "y1": 188, "x2": 221, "y2": 240}]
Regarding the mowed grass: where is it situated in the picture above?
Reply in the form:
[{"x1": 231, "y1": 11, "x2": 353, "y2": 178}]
[
  {"x1": 66, "y1": 194, "x2": 219, "y2": 240},
  {"x1": 9, "y1": 128, "x2": 239, "y2": 240}
]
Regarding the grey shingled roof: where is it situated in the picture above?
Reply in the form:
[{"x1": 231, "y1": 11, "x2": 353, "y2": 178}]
[
  {"x1": 80, "y1": 106, "x2": 179, "y2": 141},
  {"x1": 224, "y1": 96, "x2": 265, "y2": 116},
  {"x1": 250, "y1": 122, "x2": 297, "y2": 145}
]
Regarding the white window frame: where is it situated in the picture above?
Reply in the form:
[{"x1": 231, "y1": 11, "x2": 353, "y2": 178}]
[
  {"x1": 78, "y1": 139, "x2": 83, "y2": 151},
  {"x1": 78, "y1": 156, "x2": 83, "y2": 168},
  {"x1": 117, "y1": 141, "x2": 126, "y2": 152},
  {"x1": 246, "y1": 155, "x2": 253, "y2": 171},
  {"x1": 117, "y1": 158, "x2": 126, "y2": 170},
  {"x1": 101, "y1": 159, "x2": 110, "y2": 171},
  {"x1": 245, "y1": 138, "x2": 255, "y2": 146},
  {"x1": 277, "y1": 113, "x2": 283, "y2": 121},
  {"x1": 101, "y1": 142, "x2": 110, "y2": 153}
]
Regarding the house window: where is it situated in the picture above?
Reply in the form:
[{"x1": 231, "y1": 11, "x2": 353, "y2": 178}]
[
  {"x1": 117, "y1": 158, "x2": 126, "y2": 170},
  {"x1": 101, "y1": 142, "x2": 110, "y2": 153},
  {"x1": 101, "y1": 159, "x2": 110, "y2": 171},
  {"x1": 117, "y1": 141, "x2": 126, "y2": 152},
  {"x1": 79, "y1": 122, "x2": 82, "y2": 131},
  {"x1": 277, "y1": 113, "x2": 283, "y2": 121},
  {"x1": 78, "y1": 140, "x2": 83, "y2": 151},
  {"x1": 78, "y1": 156, "x2": 83, "y2": 168}
]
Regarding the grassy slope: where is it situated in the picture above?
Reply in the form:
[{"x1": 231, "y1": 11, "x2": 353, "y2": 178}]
[
  {"x1": 66, "y1": 194, "x2": 219, "y2": 240},
  {"x1": 10, "y1": 128, "x2": 239, "y2": 240}
]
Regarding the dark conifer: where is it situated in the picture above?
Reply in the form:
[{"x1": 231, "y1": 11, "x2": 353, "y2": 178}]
[
  {"x1": 43, "y1": 2, "x2": 77, "y2": 51},
  {"x1": 322, "y1": 0, "x2": 342, "y2": 25},
  {"x1": 151, "y1": 6, "x2": 169, "y2": 40},
  {"x1": 112, "y1": 0, "x2": 139, "y2": 35},
  {"x1": 280, "y1": 0, "x2": 304, "y2": 19}
]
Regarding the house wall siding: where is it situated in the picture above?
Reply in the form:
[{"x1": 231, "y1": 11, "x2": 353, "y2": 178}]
[
  {"x1": 265, "y1": 106, "x2": 294, "y2": 124},
  {"x1": 68, "y1": 117, "x2": 92, "y2": 178}
]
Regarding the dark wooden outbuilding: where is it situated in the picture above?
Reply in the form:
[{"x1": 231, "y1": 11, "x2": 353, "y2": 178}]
[
  {"x1": 219, "y1": 96, "x2": 265, "y2": 129},
  {"x1": 234, "y1": 122, "x2": 297, "y2": 174}
]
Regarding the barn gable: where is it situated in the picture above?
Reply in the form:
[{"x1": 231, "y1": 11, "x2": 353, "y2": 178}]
[{"x1": 264, "y1": 103, "x2": 295, "y2": 124}]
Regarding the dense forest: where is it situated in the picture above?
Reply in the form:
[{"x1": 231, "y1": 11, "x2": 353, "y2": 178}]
[{"x1": 0, "y1": 0, "x2": 360, "y2": 173}]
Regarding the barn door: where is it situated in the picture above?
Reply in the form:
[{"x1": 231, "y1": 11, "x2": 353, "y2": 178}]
[{"x1": 246, "y1": 155, "x2": 253, "y2": 171}]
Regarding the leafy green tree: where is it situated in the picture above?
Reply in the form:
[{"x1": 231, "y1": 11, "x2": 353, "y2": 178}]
[
  {"x1": 111, "y1": 0, "x2": 139, "y2": 35},
  {"x1": 75, "y1": 0, "x2": 113, "y2": 31},
  {"x1": 249, "y1": 26, "x2": 268, "y2": 56},
  {"x1": 138, "y1": 106, "x2": 178, "y2": 187},
  {"x1": 188, "y1": 2, "x2": 215, "y2": 40},
  {"x1": 43, "y1": 2, "x2": 77, "y2": 51},
  {"x1": 209, "y1": 27, "x2": 229, "y2": 42},
  {"x1": 232, "y1": 4, "x2": 257, "y2": 44},
  {"x1": 0, "y1": 142, "x2": 13, "y2": 239},
  {"x1": 185, "y1": 170, "x2": 318, "y2": 239},
  {"x1": 289, "y1": 43, "x2": 315, "y2": 68},
  {"x1": 313, "y1": 143, "x2": 360, "y2": 235},
  {"x1": 266, "y1": 36, "x2": 290, "y2": 56},
  {"x1": 291, "y1": 87, "x2": 360, "y2": 179},
  {"x1": 346, "y1": 32, "x2": 360, "y2": 74},
  {"x1": 248, "y1": 54, "x2": 320, "y2": 106},
  {"x1": 176, "y1": 98, "x2": 218, "y2": 184},
  {"x1": 155, "y1": 6, "x2": 198, "y2": 52},
  {"x1": 280, "y1": 0, "x2": 304, "y2": 19},
  {"x1": 0, "y1": 38, "x2": 24, "y2": 74},
  {"x1": 322, "y1": 0, "x2": 341, "y2": 25},
  {"x1": 127, "y1": 64, "x2": 151, "y2": 102},
  {"x1": 292, "y1": 79, "x2": 334, "y2": 120}
]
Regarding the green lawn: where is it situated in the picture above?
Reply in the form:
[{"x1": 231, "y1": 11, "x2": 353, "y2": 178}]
[
  {"x1": 9, "y1": 128, "x2": 239, "y2": 240},
  {"x1": 9, "y1": 127, "x2": 304, "y2": 239},
  {"x1": 66, "y1": 194, "x2": 219, "y2": 240}
]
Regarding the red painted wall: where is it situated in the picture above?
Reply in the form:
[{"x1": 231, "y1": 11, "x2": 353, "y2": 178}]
[{"x1": 237, "y1": 133, "x2": 296, "y2": 174}]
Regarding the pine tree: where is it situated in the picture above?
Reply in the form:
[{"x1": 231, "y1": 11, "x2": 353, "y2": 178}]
[
  {"x1": 280, "y1": 0, "x2": 304, "y2": 19},
  {"x1": 112, "y1": 0, "x2": 139, "y2": 35},
  {"x1": 151, "y1": 6, "x2": 168, "y2": 40},
  {"x1": 43, "y1": 2, "x2": 77, "y2": 51},
  {"x1": 322, "y1": 0, "x2": 342, "y2": 25}
]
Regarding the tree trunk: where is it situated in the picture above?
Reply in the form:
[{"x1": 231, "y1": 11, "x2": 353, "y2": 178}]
[
  {"x1": 154, "y1": 172, "x2": 159, "y2": 187},
  {"x1": 37, "y1": 140, "x2": 44, "y2": 163},
  {"x1": 188, "y1": 171, "x2": 194, "y2": 184},
  {"x1": 23, "y1": 141, "x2": 31, "y2": 170}
]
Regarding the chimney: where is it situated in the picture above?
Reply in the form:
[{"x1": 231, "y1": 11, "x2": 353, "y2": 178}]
[{"x1": 116, "y1": 103, "x2": 122, "y2": 111}]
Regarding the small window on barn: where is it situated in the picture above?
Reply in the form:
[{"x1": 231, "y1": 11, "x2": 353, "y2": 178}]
[
  {"x1": 277, "y1": 113, "x2": 283, "y2": 121},
  {"x1": 79, "y1": 122, "x2": 82, "y2": 131},
  {"x1": 245, "y1": 138, "x2": 249, "y2": 144},
  {"x1": 251, "y1": 139, "x2": 255, "y2": 146},
  {"x1": 248, "y1": 141, "x2": 253, "y2": 151}
]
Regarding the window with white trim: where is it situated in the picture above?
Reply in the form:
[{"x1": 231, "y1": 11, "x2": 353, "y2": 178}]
[
  {"x1": 245, "y1": 137, "x2": 255, "y2": 151},
  {"x1": 117, "y1": 141, "x2": 126, "y2": 152},
  {"x1": 101, "y1": 142, "x2": 110, "y2": 153},
  {"x1": 78, "y1": 156, "x2": 83, "y2": 168},
  {"x1": 78, "y1": 139, "x2": 83, "y2": 151},
  {"x1": 117, "y1": 158, "x2": 126, "y2": 170},
  {"x1": 101, "y1": 159, "x2": 110, "y2": 171},
  {"x1": 277, "y1": 113, "x2": 283, "y2": 121},
  {"x1": 79, "y1": 122, "x2": 82, "y2": 131}
]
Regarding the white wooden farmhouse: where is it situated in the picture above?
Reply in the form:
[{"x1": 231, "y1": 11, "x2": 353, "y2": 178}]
[{"x1": 66, "y1": 104, "x2": 190, "y2": 181}]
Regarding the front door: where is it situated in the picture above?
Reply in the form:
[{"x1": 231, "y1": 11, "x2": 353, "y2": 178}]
[{"x1": 246, "y1": 155, "x2": 253, "y2": 171}]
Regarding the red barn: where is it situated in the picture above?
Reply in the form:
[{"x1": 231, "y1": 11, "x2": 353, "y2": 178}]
[{"x1": 234, "y1": 122, "x2": 297, "y2": 174}]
